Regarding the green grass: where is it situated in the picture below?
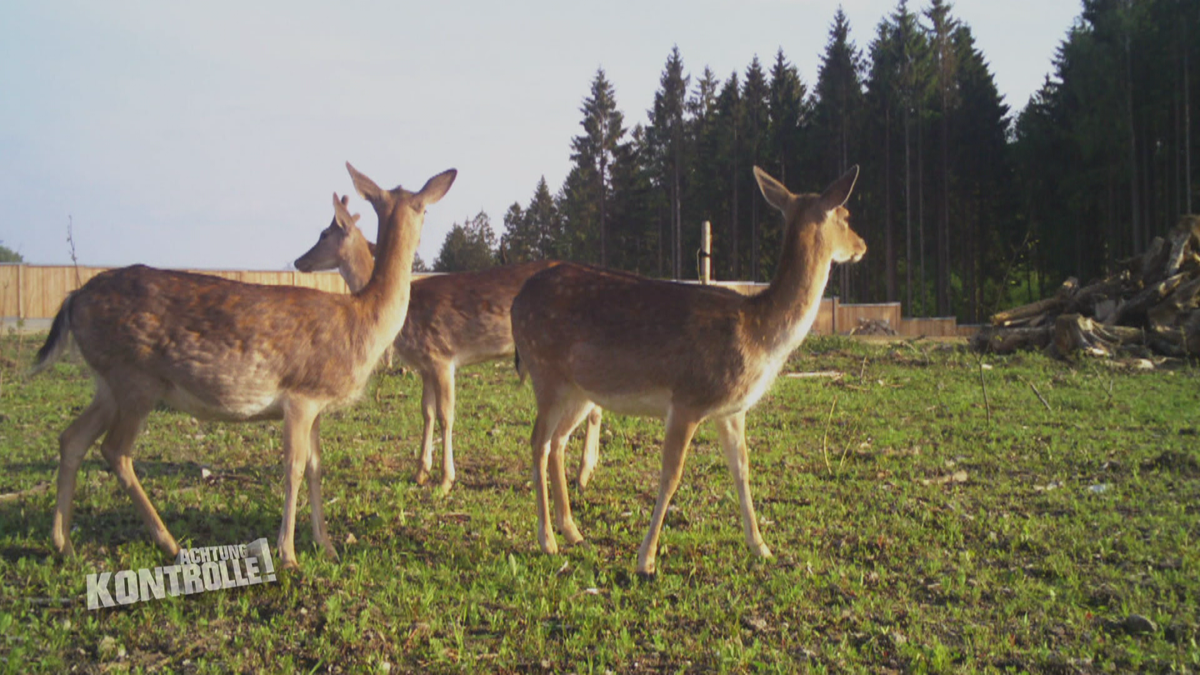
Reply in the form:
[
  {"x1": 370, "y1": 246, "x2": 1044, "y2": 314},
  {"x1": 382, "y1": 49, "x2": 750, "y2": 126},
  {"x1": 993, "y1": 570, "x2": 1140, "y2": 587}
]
[{"x1": 1, "y1": 333, "x2": 1198, "y2": 673}]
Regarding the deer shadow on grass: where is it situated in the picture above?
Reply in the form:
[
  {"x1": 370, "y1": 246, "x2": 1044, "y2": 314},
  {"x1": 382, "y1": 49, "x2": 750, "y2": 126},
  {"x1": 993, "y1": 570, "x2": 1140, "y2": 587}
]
[{"x1": 0, "y1": 458, "x2": 339, "y2": 562}]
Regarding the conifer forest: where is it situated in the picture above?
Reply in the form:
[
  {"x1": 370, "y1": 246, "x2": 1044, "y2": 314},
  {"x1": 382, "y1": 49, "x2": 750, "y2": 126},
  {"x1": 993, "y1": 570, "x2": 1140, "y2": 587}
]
[{"x1": 431, "y1": 0, "x2": 1200, "y2": 325}]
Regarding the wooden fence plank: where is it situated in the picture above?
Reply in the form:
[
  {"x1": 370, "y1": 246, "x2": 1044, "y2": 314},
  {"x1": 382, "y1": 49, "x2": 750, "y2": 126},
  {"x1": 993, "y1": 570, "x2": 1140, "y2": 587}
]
[{"x1": 2, "y1": 265, "x2": 971, "y2": 338}]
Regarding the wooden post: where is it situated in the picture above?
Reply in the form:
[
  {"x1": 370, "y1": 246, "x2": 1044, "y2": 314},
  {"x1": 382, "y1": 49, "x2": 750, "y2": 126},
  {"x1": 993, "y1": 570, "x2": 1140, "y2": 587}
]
[
  {"x1": 700, "y1": 221, "x2": 711, "y2": 285},
  {"x1": 17, "y1": 263, "x2": 24, "y2": 320}
]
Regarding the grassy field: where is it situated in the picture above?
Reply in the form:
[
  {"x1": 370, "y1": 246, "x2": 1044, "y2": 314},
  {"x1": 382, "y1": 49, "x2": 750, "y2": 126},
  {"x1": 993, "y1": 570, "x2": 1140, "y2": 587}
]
[{"x1": 0, "y1": 331, "x2": 1197, "y2": 673}]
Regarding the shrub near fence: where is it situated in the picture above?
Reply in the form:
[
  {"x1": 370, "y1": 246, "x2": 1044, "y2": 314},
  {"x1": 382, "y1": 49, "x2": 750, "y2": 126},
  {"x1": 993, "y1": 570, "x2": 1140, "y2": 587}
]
[{"x1": 0, "y1": 264, "x2": 969, "y2": 337}]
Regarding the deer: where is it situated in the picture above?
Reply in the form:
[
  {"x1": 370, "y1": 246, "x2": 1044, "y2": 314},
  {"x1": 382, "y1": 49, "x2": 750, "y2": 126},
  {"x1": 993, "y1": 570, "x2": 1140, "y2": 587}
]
[
  {"x1": 293, "y1": 208, "x2": 603, "y2": 494},
  {"x1": 31, "y1": 163, "x2": 456, "y2": 569},
  {"x1": 511, "y1": 165, "x2": 866, "y2": 576}
]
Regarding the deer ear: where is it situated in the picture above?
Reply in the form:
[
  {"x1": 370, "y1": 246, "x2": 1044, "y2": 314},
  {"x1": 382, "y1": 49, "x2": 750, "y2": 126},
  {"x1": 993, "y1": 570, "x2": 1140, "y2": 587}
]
[
  {"x1": 332, "y1": 192, "x2": 357, "y2": 230},
  {"x1": 341, "y1": 195, "x2": 349, "y2": 206},
  {"x1": 346, "y1": 162, "x2": 386, "y2": 206},
  {"x1": 819, "y1": 165, "x2": 859, "y2": 211},
  {"x1": 753, "y1": 166, "x2": 792, "y2": 213},
  {"x1": 414, "y1": 169, "x2": 458, "y2": 209}
]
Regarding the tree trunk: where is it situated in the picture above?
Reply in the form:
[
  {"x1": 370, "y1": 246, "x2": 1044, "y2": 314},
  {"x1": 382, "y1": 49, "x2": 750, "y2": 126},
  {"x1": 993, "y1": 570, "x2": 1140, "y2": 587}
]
[
  {"x1": 886, "y1": 103, "x2": 896, "y2": 302},
  {"x1": 938, "y1": 83, "x2": 951, "y2": 317},
  {"x1": 918, "y1": 98, "x2": 927, "y2": 316},
  {"x1": 1127, "y1": 34, "x2": 1141, "y2": 257},
  {"x1": 1186, "y1": 28, "x2": 1193, "y2": 214},
  {"x1": 599, "y1": 154, "x2": 608, "y2": 268},
  {"x1": 905, "y1": 104, "x2": 913, "y2": 314},
  {"x1": 731, "y1": 127, "x2": 740, "y2": 280},
  {"x1": 673, "y1": 144, "x2": 682, "y2": 280}
]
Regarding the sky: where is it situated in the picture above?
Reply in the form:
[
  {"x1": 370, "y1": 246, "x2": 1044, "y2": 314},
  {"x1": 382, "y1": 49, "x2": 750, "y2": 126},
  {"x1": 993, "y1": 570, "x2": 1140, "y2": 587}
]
[{"x1": 0, "y1": 0, "x2": 1083, "y2": 271}]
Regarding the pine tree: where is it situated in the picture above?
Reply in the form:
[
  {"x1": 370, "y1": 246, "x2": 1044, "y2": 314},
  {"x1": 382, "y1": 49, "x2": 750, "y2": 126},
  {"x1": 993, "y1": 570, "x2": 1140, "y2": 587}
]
[
  {"x1": 557, "y1": 164, "x2": 598, "y2": 264},
  {"x1": 570, "y1": 69, "x2": 626, "y2": 267},
  {"x1": 894, "y1": 0, "x2": 929, "y2": 313},
  {"x1": 526, "y1": 177, "x2": 563, "y2": 261},
  {"x1": 742, "y1": 57, "x2": 770, "y2": 281},
  {"x1": 501, "y1": 203, "x2": 533, "y2": 263},
  {"x1": 812, "y1": 7, "x2": 865, "y2": 299},
  {"x1": 688, "y1": 67, "x2": 725, "y2": 279},
  {"x1": 714, "y1": 72, "x2": 743, "y2": 280},
  {"x1": 865, "y1": 12, "x2": 902, "y2": 303},
  {"x1": 925, "y1": 0, "x2": 959, "y2": 316},
  {"x1": 608, "y1": 125, "x2": 660, "y2": 274},
  {"x1": 433, "y1": 211, "x2": 497, "y2": 272},
  {"x1": 767, "y1": 49, "x2": 808, "y2": 190},
  {"x1": 648, "y1": 46, "x2": 690, "y2": 279},
  {"x1": 949, "y1": 24, "x2": 1012, "y2": 322}
]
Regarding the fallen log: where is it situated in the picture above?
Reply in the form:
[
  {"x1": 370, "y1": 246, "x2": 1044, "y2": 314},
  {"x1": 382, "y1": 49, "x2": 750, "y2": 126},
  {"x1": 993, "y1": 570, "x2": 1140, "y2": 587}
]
[
  {"x1": 1065, "y1": 272, "x2": 1131, "y2": 316},
  {"x1": 976, "y1": 215, "x2": 1200, "y2": 360},
  {"x1": 1147, "y1": 311, "x2": 1200, "y2": 356},
  {"x1": 1053, "y1": 314, "x2": 1146, "y2": 358},
  {"x1": 973, "y1": 325, "x2": 1052, "y2": 354},
  {"x1": 1165, "y1": 216, "x2": 1200, "y2": 278},
  {"x1": 992, "y1": 277, "x2": 1077, "y2": 327},
  {"x1": 1147, "y1": 276, "x2": 1200, "y2": 330},
  {"x1": 1116, "y1": 273, "x2": 1188, "y2": 325},
  {"x1": 1140, "y1": 236, "x2": 1169, "y2": 284}
]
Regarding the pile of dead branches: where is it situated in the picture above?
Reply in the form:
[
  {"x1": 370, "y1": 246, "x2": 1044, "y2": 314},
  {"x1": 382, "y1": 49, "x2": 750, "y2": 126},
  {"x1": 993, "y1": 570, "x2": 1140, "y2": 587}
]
[
  {"x1": 849, "y1": 318, "x2": 898, "y2": 336},
  {"x1": 973, "y1": 216, "x2": 1200, "y2": 359}
]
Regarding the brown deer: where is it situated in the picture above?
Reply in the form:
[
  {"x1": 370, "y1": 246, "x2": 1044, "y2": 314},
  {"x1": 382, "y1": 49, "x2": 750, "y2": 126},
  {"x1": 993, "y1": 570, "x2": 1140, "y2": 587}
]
[
  {"x1": 31, "y1": 163, "x2": 456, "y2": 569},
  {"x1": 511, "y1": 165, "x2": 865, "y2": 576},
  {"x1": 293, "y1": 212, "x2": 602, "y2": 493}
]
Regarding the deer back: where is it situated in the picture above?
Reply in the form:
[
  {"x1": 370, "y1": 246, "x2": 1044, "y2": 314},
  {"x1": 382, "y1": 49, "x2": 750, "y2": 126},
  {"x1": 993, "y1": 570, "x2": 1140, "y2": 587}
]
[
  {"x1": 66, "y1": 266, "x2": 374, "y2": 420},
  {"x1": 396, "y1": 260, "x2": 562, "y2": 369},
  {"x1": 512, "y1": 263, "x2": 756, "y2": 416}
]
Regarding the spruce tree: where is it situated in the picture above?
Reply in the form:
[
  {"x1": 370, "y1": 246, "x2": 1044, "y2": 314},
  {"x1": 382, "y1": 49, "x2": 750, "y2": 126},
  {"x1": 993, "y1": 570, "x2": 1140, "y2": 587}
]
[
  {"x1": 569, "y1": 69, "x2": 626, "y2": 267},
  {"x1": 648, "y1": 47, "x2": 690, "y2": 278}
]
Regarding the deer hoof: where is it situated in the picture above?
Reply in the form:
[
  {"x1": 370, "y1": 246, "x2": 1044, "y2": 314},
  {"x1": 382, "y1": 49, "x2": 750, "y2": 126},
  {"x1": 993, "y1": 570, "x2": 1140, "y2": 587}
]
[{"x1": 561, "y1": 522, "x2": 584, "y2": 545}]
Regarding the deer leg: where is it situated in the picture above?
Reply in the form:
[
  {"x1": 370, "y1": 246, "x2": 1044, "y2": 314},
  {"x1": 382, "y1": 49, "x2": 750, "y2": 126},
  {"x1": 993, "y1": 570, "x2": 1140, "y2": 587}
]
[
  {"x1": 715, "y1": 412, "x2": 772, "y2": 559},
  {"x1": 531, "y1": 393, "x2": 570, "y2": 555},
  {"x1": 99, "y1": 406, "x2": 179, "y2": 558},
  {"x1": 278, "y1": 399, "x2": 319, "y2": 569},
  {"x1": 636, "y1": 408, "x2": 700, "y2": 577},
  {"x1": 576, "y1": 406, "x2": 602, "y2": 489},
  {"x1": 416, "y1": 370, "x2": 437, "y2": 486},
  {"x1": 548, "y1": 397, "x2": 595, "y2": 545},
  {"x1": 52, "y1": 389, "x2": 116, "y2": 556},
  {"x1": 305, "y1": 414, "x2": 338, "y2": 560},
  {"x1": 435, "y1": 364, "x2": 456, "y2": 494}
]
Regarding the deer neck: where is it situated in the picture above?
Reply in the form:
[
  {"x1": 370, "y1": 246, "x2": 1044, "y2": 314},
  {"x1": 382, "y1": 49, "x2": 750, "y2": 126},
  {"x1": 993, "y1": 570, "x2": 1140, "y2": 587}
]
[
  {"x1": 339, "y1": 236, "x2": 376, "y2": 294},
  {"x1": 747, "y1": 222, "x2": 833, "y2": 356},
  {"x1": 356, "y1": 205, "x2": 419, "y2": 351}
]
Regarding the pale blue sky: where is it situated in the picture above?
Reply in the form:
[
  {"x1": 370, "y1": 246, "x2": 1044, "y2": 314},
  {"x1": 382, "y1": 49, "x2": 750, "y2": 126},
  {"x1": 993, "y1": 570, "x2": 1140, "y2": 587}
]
[{"x1": 0, "y1": 1, "x2": 1081, "y2": 270}]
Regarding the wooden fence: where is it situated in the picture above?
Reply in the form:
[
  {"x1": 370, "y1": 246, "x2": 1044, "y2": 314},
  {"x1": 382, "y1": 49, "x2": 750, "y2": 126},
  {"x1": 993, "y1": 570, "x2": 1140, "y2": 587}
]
[{"x1": 0, "y1": 264, "x2": 971, "y2": 338}]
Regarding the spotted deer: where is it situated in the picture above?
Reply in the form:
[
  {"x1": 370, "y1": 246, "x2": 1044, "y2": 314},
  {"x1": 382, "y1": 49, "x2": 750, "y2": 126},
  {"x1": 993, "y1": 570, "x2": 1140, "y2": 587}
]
[
  {"x1": 293, "y1": 212, "x2": 603, "y2": 493},
  {"x1": 511, "y1": 166, "x2": 866, "y2": 576},
  {"x1": 32, "y1": 163, "x2": 456, "y2": 569}
]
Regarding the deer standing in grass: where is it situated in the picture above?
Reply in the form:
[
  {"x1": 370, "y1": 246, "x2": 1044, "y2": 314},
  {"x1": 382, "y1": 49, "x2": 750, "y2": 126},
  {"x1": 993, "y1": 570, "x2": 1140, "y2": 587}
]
[
  {"x1": 511, "y1": 166, "x2": 865, "y2": 576},
  {"x1": 32, "y1": 163, "x2": 456, "y2": 569},
  {"x1": 294, "y1": 210, "x2": 602, "y2": 493}
]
